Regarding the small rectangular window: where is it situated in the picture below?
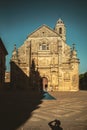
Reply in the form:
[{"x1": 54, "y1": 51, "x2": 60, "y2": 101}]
[
  {"x1": 42, "y1": 44, "x2": 46, "y2": 50},
  {"x1": 39, "y1": 43, "x2": 49, "y2": 50}
]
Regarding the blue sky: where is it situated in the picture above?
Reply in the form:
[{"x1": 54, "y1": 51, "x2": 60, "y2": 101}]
[{"x1": 0, "y1": 0, "x2": 87, "y2": 74}]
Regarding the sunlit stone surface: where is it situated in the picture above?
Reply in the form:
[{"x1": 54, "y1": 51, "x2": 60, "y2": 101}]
[{"x1": 10, "y1": 19, "x2": 80, "y2": 91}]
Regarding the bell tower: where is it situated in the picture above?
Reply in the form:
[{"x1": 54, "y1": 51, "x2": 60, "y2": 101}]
[{"x1": 55, "y1": 18, "x2": 66, "y2": 41}]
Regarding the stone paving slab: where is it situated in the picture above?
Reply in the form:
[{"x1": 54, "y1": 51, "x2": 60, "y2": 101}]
[
  {"x1": 0, "y1": 90, "x2": 87, "y2": 130},
  {"x1": 17, "y1": 91, "x2": 87, "y2": 130}
]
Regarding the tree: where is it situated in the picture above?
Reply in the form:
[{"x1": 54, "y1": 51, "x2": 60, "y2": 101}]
[{"x1": 79, "y1": 72, "x2": 87, "y2": 90}]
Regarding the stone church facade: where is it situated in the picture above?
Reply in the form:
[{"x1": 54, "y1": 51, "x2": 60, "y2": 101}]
[{"x1": 10, "y1": 19, "x2": 80, "y2": 91}]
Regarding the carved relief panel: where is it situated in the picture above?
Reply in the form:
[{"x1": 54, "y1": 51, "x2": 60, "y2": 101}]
[
  {"x1": 52, "y1": 74, "x2": 58, "y2": 85},
  {"x1": 38, "y1": 58, "x2": 51, "y2": 66}
]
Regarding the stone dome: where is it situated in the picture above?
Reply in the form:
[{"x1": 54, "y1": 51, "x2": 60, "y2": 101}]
[{"x1": 57, "y1": 18, "x2": 64, "y2": 24}]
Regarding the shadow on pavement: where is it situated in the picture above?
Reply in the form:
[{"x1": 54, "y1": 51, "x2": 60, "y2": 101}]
[
  {"x1": 48, "y1": 119, "x2": 63, "y2": 130},
  {"x1": 0, "y1": 89, "x2": 43, "y2": 130}
]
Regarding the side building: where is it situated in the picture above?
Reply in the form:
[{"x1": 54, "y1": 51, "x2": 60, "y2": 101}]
[
  {"x1": 0, "y1": 38, "x2": 8, "y2": 88},
  {"x1": 10, "y1": 19, "x2": 80, "y2": 91}
]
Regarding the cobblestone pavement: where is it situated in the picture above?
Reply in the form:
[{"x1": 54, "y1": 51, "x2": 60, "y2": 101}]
[{"x1": 17, "y1": 91, "x2": 87, "y2": 130}]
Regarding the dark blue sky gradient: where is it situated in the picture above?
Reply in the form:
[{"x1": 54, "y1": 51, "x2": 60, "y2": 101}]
[{"x1": 0, "y1": 0, "x2": 87, "y2": 73}]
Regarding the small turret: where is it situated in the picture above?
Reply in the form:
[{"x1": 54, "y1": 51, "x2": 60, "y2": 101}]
[
  {"x1": 71, "y1": 44, "x2": 77, "y2": 58},
  {"x1": 70, "y1": 43, "x2": 80, "y2": 64},
  {"x1": 11, "y1": 44, "x2": 19, "y2": 62}
]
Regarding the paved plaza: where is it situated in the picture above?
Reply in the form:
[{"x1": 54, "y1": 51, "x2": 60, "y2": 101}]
[{"x1": 0, "y1": 90, "x2": 87, "y2": 130}]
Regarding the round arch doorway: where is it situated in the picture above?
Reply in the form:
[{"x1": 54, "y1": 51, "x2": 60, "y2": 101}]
[{"x1": 42, "y1": 77, "x2": 48, "y2": 91}]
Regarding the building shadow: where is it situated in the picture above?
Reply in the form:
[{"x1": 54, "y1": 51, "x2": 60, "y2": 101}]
[
  {"x1": 48, "y1": 119, "x2": 63, "y2": 130},
  {"x1": 10, "y1": 60, "x2": 43, "y2": 91},
  {"x1": 10, "y1": 61, "x2": 30, "y2": 89},
  {"x1": 29, "y1": 59, "x2": 43, "y2": 91},
  {"x1": 0, "y1": 89, "x2": 43, "y2": 130},
  {"x1": 0, "y1": 60, "x2": 44, "y2": 130}
]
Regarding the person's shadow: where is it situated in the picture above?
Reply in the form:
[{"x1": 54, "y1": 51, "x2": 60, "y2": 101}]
[{"x1": 48, "y1": 119, "x2": 63, "y2": 130}]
